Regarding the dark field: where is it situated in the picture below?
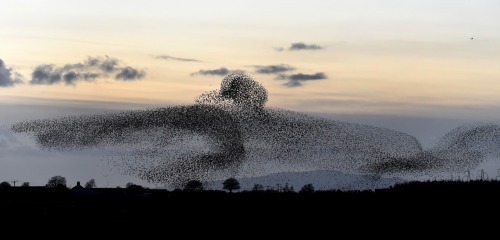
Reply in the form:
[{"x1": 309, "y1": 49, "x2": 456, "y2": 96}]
[{"x1": 1, "y1": 180, "x2": 500, "y2": 227}]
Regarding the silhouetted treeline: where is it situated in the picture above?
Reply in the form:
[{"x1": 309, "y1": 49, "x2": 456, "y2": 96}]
[{"x1": 1, "y1": 180, "x2": 500, "y2": 227}]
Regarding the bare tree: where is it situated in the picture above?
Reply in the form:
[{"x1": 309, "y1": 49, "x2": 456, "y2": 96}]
[
  {"x1": 85, "y1": 179, "x2": 96, "y2": 188},
  {"x1": 46, "y1": 176, "x2": 67, "y2": 188}
]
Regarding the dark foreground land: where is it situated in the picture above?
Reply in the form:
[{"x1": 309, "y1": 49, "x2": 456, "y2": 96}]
[{"x1": 1, "y1": 180, "x2": 500, "y2": 227}]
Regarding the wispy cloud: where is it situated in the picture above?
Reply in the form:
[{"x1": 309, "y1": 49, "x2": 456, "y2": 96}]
[
  {"x1": 273, "y1": 47, "x2": 285, "y2": 52},
  {"x1": 30, "y1": 56, "x2": 145, "y2": 85},
  {"x1": 277, "y1": 72, "x2": 327, "y2": 87},
  {"x1": 0, "y1": 59, "x2": 23, "y2": 87},
  {"x1": 190, "y1": 67, "x2": 244, "y2": 77},
  {"x1": 155, "y1": 55, "x2": 201, "y2": 62},
  {"x1": 288, "y1": 42, "x2": 324, "y2": 51},
  {"x1": 253, "y1": 64, "x2": 295, "y2": 74}
]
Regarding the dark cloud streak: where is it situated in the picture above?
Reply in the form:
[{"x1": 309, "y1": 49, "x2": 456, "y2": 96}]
[
  {"x1": 277, "y1": 72, "x2": 327, "y2": 87},
  {"x1": 287, "y1": 72, "x2": 327, "y2": 81},
  {"x1": 191, "y1": 68, "x2": 244, "y2": 77},
  {"x1": 155, "y1": 55, "x2": 201, "y2": 62},
  {"x1": 253, "y1": 64, "x2": 295, "y2": 74},
  {"x1": 288, "y1": 42, "x2": 324, "y2": 51}
]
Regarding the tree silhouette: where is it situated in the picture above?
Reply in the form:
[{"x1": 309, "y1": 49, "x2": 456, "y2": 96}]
[
  {"x1": 85, "y1": 179, "x2": 96, "y2": 188},
  {"x1": 252, "y1": 184, "x2": 264, "y2": 191},
  {"x1": 184, "y1": 180, "x2": 204, "y2": 191},
  {"x1": 283, "y1": 183, "x2": 294, "y2": 192},
  {"x1": 125, "y1": 182, "x2": 144, "y2": 197},
  {"x1": 125, "y1": 182, "x2": 144, "y2": 189},
  {"x1": 21, "y1": 182, "x2": 30, "y2": 187},
  {"x1": 299, "y1": 183, "x2": 315, "y2": 193},
  {"x1": 46, "y1": 175, "x2": 67, "y2": 188},
  {"x1": 0, "y1": 181, "x2": 11, "y2": 188},
  {"x1": 222, "y1": 178, "x2": 240, "y2": 193}
]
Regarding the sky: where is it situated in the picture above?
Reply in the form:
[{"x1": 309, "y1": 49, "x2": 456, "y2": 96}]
[{"x1": 1, "y1": 0, "x2": 500, "y2": 187}]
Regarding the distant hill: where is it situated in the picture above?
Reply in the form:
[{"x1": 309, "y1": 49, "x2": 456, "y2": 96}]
[{"x1": 206, "y1": 170, "x2": 406, "y2": 191}]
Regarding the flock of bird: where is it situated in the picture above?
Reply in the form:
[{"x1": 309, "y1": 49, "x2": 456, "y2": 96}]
[{"x1": 10, "y1": 73, "x2": 500, "y2": 187}]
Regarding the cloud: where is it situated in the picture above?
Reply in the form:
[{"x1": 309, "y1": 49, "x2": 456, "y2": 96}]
[
  {"x1": 84, "y1": 56, "x2": 119, "y2": 73},
  {"x1": 30, "y1": 56, "x2": 145, "y2": 85},
  {"x1": 287, "y1": 72, "x2": 328, "y2": 81},
  {"x1": 288, "y1": 42, "x2": 324, "y2": 51},
  {"x1": 253, "y1": 64, "x2": 295, "y2": 74},
  {"x1": 273, "y1": 47, "x2": 285, "y2": 52},
  {"x1": 283, "y1": 81, "x2": 303, "y2": 88},
  {"x1": 63, "y1": 72, "x2": 100, "y2": 84},
  {"x1": 0, "y1": 59, "x2": 23, "y2": 87},
  {"x1": 191, "y1": 67, "x2": 244, "y2": 77},
  {"x1": 155, "y1": 55, "x2": 201, "y2": 62},
  {"x1": 277, "y1": 72, "x2": 327, "y2": 87},
  {"x1": 115, "y1": 67, "x2": 146, "y2": 80},
  {"x1": 31, "y1": 65, "x2": 62, "y2": 85}
]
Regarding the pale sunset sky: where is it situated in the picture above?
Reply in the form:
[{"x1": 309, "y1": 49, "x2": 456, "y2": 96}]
[{"x1": 1, "y1": 0, "x2": 500, "y2": 187}]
